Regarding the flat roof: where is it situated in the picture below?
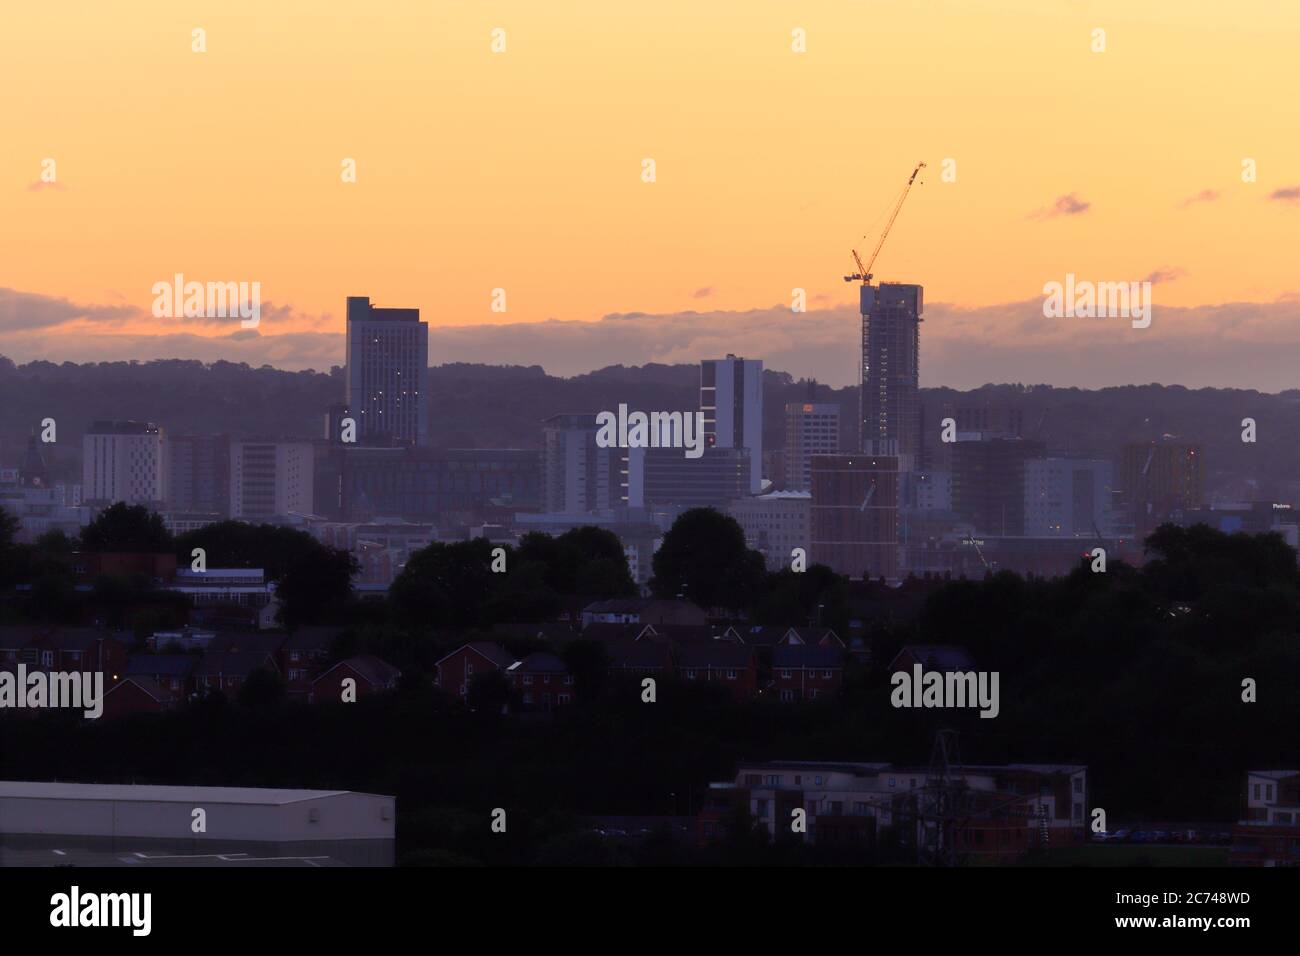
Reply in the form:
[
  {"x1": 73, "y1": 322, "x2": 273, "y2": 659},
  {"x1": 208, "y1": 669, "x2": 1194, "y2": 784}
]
[{"x1": 0, "y1": 782, "x2": 389, "y2": 805}]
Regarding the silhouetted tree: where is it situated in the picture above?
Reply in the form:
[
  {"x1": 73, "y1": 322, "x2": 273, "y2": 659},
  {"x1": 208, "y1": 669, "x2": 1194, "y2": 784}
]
[{"x1": 80, "y1": 503, "x2": 172, "y2": 553}]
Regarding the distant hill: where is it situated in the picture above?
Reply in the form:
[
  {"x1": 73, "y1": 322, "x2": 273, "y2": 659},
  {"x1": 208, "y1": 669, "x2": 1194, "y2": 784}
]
[{"x1": 1, "y1": 355, "x2": 1297, "y2": 501}]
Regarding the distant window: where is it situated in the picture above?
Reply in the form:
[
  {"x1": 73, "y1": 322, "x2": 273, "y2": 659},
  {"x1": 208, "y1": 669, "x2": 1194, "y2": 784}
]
[
  {"x1": 726, "y1": 669, "x2": 737, "y2": 680},
  {"x1": 779, "y1": 669, "x2": 791, "y2": 679},
  {"x1": 523, "y1": 675, "x2": 533, "y2": 685}
]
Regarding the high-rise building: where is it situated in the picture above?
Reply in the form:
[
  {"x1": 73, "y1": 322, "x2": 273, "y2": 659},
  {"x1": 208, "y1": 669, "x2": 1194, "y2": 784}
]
[
  {"x1": 345, "y1": 295, "x2": 429, "y2": 447},
  {"x1": 860, "y1": 283, "x2": 922, "y2": 464},
  {"x1": 540, "y1": 413, "x2": 623, "y2": 513},
  {"x1": 810, "y1": 454, "x2": 899, "y2": 579},
  {"x1": 700, "y1": 355, "x2": 763, "y2": 493},
  {"x1": 167, "y1": 434, "x2": 231, "y2": 515},
  {"x1": 82, "y1": 420, "x2": 165, "y2": 506},
  {"x1": 784, "y1": 402, "x2": 840, "y2": 491},
  {"x1": 1023, "y1": 458, "x2": 1114, "y2": 537},
  {"x1": 729, "y1": 491, "x2": 811, "y2": 571},
  {"x1": 950, "y1": 437, "x2": 1045, "y2": 536},
  {"x1": 230, "y1": 440, "x2": 314, "y2": 521},
  {"x1": 1120, "y1": 440, "x2": 1203, "y2": 537}
]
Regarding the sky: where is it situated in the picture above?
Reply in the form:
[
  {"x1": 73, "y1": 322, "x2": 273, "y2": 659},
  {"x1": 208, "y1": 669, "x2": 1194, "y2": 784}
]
[{"x1": 2, "y1": 0, "x2": 1298, "y2": 389}]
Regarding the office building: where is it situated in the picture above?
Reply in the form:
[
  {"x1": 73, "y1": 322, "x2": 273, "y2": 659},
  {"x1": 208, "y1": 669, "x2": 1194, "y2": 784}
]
[
  {"x1": 1120, "y1": 440, "x2": 1203, "y2": 537},
  {"x1": 860, "y1": 283, "x2": 922, "y2": 464},
  {"x1": 315, "y1": 446, "x2": 541, "y2": 522},
  {"x1": 729, "y1": 491, "x2": 811, "y2": 571},
  {"x1": 784, "y1": 402, "x2": 840, "y2": 491},
  {"x1": 810, "y1": 454, "x2": 899, "y2": 579},
  {"x1": 167, "y1": 434, "x2": 231, "y2": 515},
  {"x1": 950, "y1": 437, "x2": 1045, "y2": 536},
  {"x1": 700, "y1": 355, "x2": 763, "y2": 493},
  {"x1": 1023, "y1": 457, "x2": 1114, "y2": 537},
  {"x1": 230, "y1": 440, "x2": 314, "y2": 520},
  {"x1": 82, "y1": 420, "x2": 165, "y2": 507},
  {"x1": 627, "y1": 446, "x2": 751, "y2": 511},
  {"x1": 345, "y1": 295, "x2": 429, "y2": 446},
  {"x1": 541, "y1": 412, "x2": 623, "y2": 513}
]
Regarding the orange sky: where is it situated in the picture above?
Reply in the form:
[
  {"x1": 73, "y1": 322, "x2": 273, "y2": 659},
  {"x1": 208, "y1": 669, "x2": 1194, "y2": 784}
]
[{"x1": 2, "y1": 0, "x2": 1298, "y2": 369}]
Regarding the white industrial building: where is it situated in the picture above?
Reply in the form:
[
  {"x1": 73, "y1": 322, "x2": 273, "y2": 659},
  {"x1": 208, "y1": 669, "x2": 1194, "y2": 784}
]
[{"x1": 0, "y1": 781, "x2": 395, "y2": 866}]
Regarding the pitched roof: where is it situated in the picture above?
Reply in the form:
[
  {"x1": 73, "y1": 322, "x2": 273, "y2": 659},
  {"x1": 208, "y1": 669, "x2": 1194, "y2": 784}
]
[
  {"x1": 675, "y1": 644, "x2": 753, "y2": 668},
  {"x1": 732, "y1": 625, "x2": 785, "y2": 647},
  {"x1": 773, "y1": 645, "x2": 845, "y2": 668},
  {"x1": 208, "y1": 631, "x2": 286, "y2": 655},
  {"x1": 579, "y1": 622, "x2": 653, "y2": 644},
  {"x1": 106, "y1": 676, "x2": 178, "y2": 704},
  {"x1": 124, "y1": 654, "x2": 197, "y2": 678},
  {"x1": 317, "y1": 654, "x2": 401, "y2": 688},
  {"x1": 434, "y1": 641, "x2": 515, "y2": 669},
  {"x1": 282, "y1": 626, "x2": 345, "y2": 651},
  {"x1": 506, "y1": 652, "x2": 569, "y2": 675},
  {"x1": 194, "y1": 650, "x2": 278, "y2": 678},
  {"x1": 651, "y1": 625, "x2": 720, "y2": 645},
  {"x1": 889, "y1": 644, "x2": 975, "y2": 673},
  {"x1": 606, "y1": 641, "x2": 672, "y2": 669},
  {"x1": 785, "y1": 627, "x2": 844, "y2": 647}
]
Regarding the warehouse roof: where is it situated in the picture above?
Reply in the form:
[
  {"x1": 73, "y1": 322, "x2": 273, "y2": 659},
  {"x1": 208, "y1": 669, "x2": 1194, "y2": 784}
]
[{"x1": 0, "y1": 781, "x2": 388, "y2": 805}]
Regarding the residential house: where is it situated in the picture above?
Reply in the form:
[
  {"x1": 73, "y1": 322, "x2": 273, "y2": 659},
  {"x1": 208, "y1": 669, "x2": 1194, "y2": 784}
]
[
  {"x1": 435, "y1": 641, "x2": 516, "y2": 701},
  {"x1": 311, "y1": 655, "x2": 401, "y2": 704},
  {"x1": 771, "y1": 645, "x2": 845, "y2": 701}
]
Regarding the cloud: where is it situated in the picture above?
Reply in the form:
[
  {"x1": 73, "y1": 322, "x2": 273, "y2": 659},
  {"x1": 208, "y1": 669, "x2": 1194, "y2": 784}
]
[
  {"x1": 0, "y1": 288, "x2": 138, "y2": 331},
  {"x1": 1267, "y1": 186, "x2": 1300, "y2": 203},
  {"x1": 1031, "y1": 193, "x2": 1090, "y2": 220},
  {"x1": 5, "y1": 293, "x2": 1300, "y2": 392},
  {"x1": 1179, "y1": 189, "x2": 1218, "y2": 208},
  {"x1": 691, "y1": 287, "x2": 714, "y2": 299},
  {"x1": 1142, "y1": 267, "x2": 1187, "y2": 285}
]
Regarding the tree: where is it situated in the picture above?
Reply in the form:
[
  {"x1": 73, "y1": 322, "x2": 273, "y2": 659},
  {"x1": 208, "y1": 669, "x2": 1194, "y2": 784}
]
[
  {"x1": 274, "y1": 546, "x2": 358, "y2": 628},
  {"x1": 80, "y1": 503, "x2": 172, "y2": 553},
  {"x1": 390, "y1": 539, "x2": 500, "y2": 630},
  {"x1": 649, "y1": 508, "x2": 766, "y2": 611}
]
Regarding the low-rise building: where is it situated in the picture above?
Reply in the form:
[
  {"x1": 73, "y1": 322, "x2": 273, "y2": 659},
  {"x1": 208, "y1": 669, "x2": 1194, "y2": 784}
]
[{"x1": 1232, "y1": 769, "x2": 1300, "y2": 866}]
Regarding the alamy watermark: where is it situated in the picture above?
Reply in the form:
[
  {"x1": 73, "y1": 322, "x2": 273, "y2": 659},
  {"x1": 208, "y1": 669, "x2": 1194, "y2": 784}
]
[
  {"x1": 0, "y1": 665, "x2": 103, "y2": 718},
  {"x1": 151, "y1": 272, "x2": 260, "y2": 328},
  {"x1": 1042, "y1": 273, "x2": 1151, "y2": 329},
  {"x1": 595, "y1": 404, "x2": 705, "y2": 459},
  {"x1": 890, "y1": 664, "x2": 1000, "y2": 719}
]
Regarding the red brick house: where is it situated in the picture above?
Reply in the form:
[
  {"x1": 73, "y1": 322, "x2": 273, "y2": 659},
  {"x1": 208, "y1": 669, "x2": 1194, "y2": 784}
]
[
  {"x1": 435, "y1": 641, "x2": 516, "y2": 701},
  {"x1": 675, "y1": 644, "x2": 757, "y2": 701},
  {"x1": 123, "y1": 654, "x2": 197, "y2": 698},
  {"x1": 194, "y1": 650, "x2": 279, "y2": 695},
  {"x1": 606, "y1": 640, "x2": 674, "y2": 676},
  {"x1": 24, "y1": 628, "x2": 128, "y2": 679},
  {"x1": 506, "y1": 652, "x2": 574, "y2": 711},
  {"x1": 280, "y1": 626, "x2": 344, "y2": 697},
  {"x1": 771, "y1": 645, "x2": 845, "y2": 701},
  {"x1": 101, "y1": 677, "x2": 180, "y2": 719},
  {"x1": 311, "y1": 654, "x2": 401, "y2": 704}
]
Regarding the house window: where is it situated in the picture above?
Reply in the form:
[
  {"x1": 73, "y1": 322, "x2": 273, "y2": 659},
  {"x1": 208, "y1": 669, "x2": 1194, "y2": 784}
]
[
  {"x1": 558, "y1": 693, "x2": 570, "y2": 705},
  {"x1": 523, "y1": 675, "x2": 533, "y2": 685},
  {"x1": 822, "y1": 669, "x2": 832, "y2": 679},
  {"x1": 780, "y1": 689, "x2": 794, "y2": 702},
  {"x1": 685, "y1": 669, "x2": 697, "y2": 680},
  {"x1": 1267, "y1": 785, "x2": 1275, "y2": 801},
  {"x1": 564, "y1": 675, "x2": 573, "y2": 685},
  {"x1": 888, "y1": 777, "x2": 896, "y2": 788},
  {"x1": 1254, "y1": 784, "x2": 1261, "y2": 800},
  {"x1": 1073, "y1": 778, "x2": 1083, "y2": 794},
  {"x1": 779, "y1": 669, "x2": 791, "y2": 679},
  {"x1": 41, "y1": 651, "x2": 54, "y2": 668},
  {"x1": 814, "y1": 776, "x2": 823, "y2": 786},
  {"x1": 726, "y1": 669, "x2": 737, "y2": 680}
]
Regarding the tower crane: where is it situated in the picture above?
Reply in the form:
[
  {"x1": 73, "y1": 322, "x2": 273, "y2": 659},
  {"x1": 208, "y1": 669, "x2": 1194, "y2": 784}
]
[{"x1": 844, "y1": 162, "x2": 926, "y2": 285}]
